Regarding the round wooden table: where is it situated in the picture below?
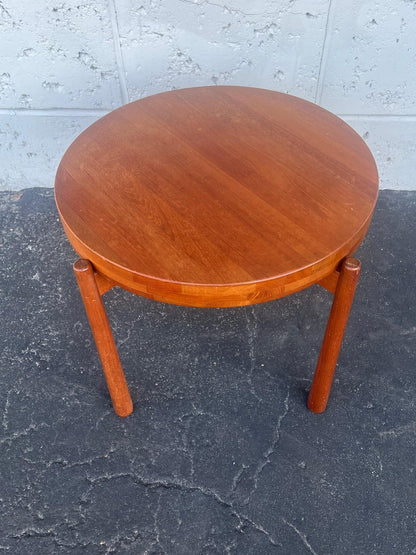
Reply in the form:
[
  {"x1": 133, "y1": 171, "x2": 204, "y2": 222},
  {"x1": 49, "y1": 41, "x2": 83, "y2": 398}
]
[{"x1": 55, "y1": 86, "x2": 378, "y2": 417}]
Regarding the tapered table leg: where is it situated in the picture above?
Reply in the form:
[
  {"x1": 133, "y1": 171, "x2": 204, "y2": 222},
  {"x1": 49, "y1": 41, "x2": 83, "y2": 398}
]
[
  {"x1": 308, "y1": 257, "x2": 361, "y2": 413},
  {"x1": 73, "y1": 259, "x2": 133, "y2": 417}
]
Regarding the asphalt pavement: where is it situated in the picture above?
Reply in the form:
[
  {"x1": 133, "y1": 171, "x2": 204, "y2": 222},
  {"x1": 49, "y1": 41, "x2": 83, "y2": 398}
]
[{"x1": 0, "y1": 188, "x2": 415, "y2": 554}]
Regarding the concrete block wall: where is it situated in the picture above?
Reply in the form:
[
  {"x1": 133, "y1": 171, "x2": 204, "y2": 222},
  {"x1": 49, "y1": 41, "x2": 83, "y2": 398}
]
[{"x1": 0, "y1": 0, "x2": 415, "y2": 191}]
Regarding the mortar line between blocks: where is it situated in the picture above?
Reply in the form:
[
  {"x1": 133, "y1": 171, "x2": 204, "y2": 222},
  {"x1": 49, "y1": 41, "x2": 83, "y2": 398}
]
[
  {"x1": 1, "y1": 109, "x2": 416, "y2": 121},
  {"x1": 108, "y1": 0, "x2": 129, "y2": 105},
  {"x1": 337, "y1": 114, "x2": 416, "y2": 121},
  {"x1": 0, "y1": 108, "x2": 109, "y2": 117},
  {"x1": 315, "y1": 0, "x2": 334, "y2": 105}
]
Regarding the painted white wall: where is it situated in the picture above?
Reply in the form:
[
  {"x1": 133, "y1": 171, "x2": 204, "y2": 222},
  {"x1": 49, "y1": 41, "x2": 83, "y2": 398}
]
[{"x1": 0, "y1": 0, "x2": 414, "y2": 190}]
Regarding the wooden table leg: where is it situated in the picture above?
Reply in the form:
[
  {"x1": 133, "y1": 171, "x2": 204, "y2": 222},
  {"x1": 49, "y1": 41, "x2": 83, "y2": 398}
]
[
  {"x1": 73, "y1": 259, "x2": 133, "y2": 417},
  {"x1": 308, "y1": 257, "x2": 361, "y2": 413}
]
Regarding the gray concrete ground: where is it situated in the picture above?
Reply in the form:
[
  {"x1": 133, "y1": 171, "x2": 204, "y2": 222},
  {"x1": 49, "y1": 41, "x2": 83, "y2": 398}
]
[{"x1": 0, "y1": 189, "x2": 415, "y2": 554}]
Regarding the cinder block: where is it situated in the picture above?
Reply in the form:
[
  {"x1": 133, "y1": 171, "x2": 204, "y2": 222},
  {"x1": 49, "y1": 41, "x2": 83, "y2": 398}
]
[
  {"x1": 115, "y1": 0, "x2": 330, "y2": 101},
  {"x1": 342, "y1": 117, "x2": 416, "y2": 190},
  {"x1": 320, "y1": 0, "x2": 416, "y2": 114},
  {"x1": 0, "y1": 1, "x2": 122, "y2": 109},
  {"x1": 0, "y1": 115, "x2": 99, "y2": 190}
]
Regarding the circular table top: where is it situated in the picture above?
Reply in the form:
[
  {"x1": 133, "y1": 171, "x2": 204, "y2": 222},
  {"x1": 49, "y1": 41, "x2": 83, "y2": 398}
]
[{"x1": 55, "y1": 86, "x2": 378, "y2": 307}]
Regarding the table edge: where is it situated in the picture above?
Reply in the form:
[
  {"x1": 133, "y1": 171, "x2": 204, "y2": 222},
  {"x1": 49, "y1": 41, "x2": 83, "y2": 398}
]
[{"x1": 56, "y1": 196, "x2": 376, "y2": 308}]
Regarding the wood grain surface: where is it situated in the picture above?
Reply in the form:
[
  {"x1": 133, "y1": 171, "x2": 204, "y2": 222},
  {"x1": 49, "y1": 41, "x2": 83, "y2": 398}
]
[{"x1": 55, "y1": 86, "x2": 378, "y2": 307}]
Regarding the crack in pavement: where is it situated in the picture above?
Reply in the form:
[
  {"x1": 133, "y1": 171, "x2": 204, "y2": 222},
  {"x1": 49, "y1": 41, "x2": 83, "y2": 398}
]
[
  {"x1": 244, "y1": 306, "x2": 263, "y2": 404},
  {"x1": 242, "y1": 388, "x2": 290, "y2": 503},
  {"x1": 44, "y1": 446, "x2": 119, "y2": 470},
  {"x1": 2, "y1": 391, "x2": 11, "y2": 432},
  {"x1": 151, "y1": 490, "x2": 164, "y2": 553},
  {"x1": 82, "y1": 471, "x2": 282, "y2": 548},
  {"x1": 379, "y1": 421, "x2": 416, "y2": 440},
  {"x1": 0, "y1": 422, "x2": 49, "y2": 446},
  {"x1": 283, "y1": 519, "x2": 319, "y2": 555},
  {"x1": 231, "y1": 463, "x2": 249, "y2": 492}
]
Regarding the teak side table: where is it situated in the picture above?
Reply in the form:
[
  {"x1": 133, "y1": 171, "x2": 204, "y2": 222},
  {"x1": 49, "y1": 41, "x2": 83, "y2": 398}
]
[{"x1": 55, "y1": 86, "x2": 379, "y2": 417}]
